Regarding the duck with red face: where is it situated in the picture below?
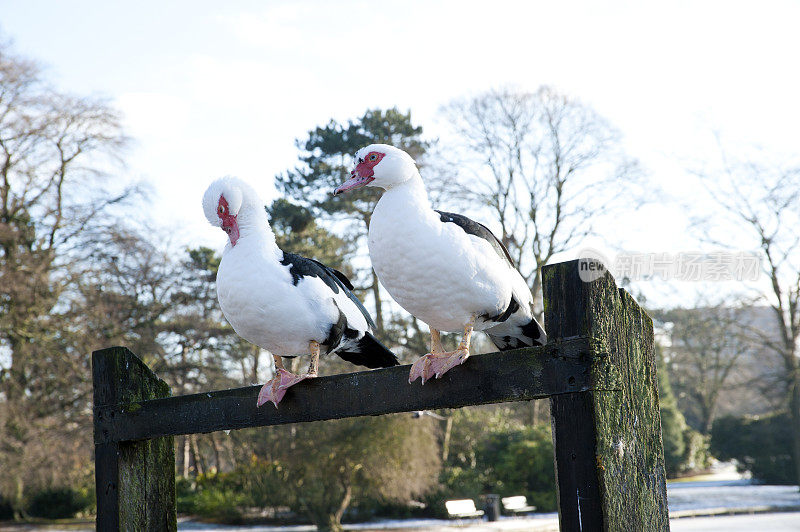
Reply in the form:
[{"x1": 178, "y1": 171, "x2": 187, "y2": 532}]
[
  {"x1": 333, "y1": 150, "x2": 386, "y2": 195},
  {"x1": 334, "y1": 144, "x2": 546, "y2": 384},
  {"x1": 202, "y1": 177, "x2": 398, "y2": 407},
  {"x1": 216, "y1": 196, "x2": 240, "y2": 246}
]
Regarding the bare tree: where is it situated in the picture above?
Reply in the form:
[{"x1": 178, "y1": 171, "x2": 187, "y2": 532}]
[
  {"x1": 697, "y1": 151, "x2": 800, "y2": 486},
  {"x1": 0, "y1": 44, "x2": 133, "y2": 517},
  {"x1": 440, "y1": 87, "x2": 642, "y2": 314},
  {"x1": 656, "y1": 303, "x2": 757, "y2": 435},
  {"x1": 79, "y1": 228, "x2": 254, "y2": 477}
]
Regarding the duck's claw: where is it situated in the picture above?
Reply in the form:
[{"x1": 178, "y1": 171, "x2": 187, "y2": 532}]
[
  {"x1": 409, "y1": 354, "x2": 434, "y2": 384},
  {"x1": 256, "y1": 369, "x2": 311, "y2": 408},
  {"x1": 409, "y1": 349, "x2": 470, "y2": 384},
  {"x1": 428, "y1": 348, "x2": 470, "y2": 379}
]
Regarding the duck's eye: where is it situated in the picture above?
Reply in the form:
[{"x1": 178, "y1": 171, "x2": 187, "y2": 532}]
[
  {"x1": 369, "y1": 153, "x2": 378, "y2": 162},
  {"x1": 218, "y1": 204, "x2": 227, "y2": 215}
]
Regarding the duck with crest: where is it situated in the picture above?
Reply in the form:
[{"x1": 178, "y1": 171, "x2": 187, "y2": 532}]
[{"x1": 203, "y1": 177, "x2": 398, "y2": 407}]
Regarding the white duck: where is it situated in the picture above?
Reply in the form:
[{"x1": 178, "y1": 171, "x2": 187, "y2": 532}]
[
  {"x1": 334, "y1": 145, "x2": 546, "y2": 384},
  {"x1": 203, "y1": 177, "x2": 398, "y2": 407}
]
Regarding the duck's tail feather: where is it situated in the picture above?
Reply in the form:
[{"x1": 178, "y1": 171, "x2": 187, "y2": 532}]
[
  {"x1": 486, "y1": 316, "x2": 547, "y2": 351},
  {"x1": 336, "y1": 332, "x2": 399, "y2": 368}
]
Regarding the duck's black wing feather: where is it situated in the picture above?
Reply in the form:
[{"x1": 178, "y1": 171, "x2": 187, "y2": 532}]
[
  {"x1": 279, "y1": 252, "x2": 397, "y2": 367},
  {"x1": 279, "y1": 252, "x2": 377, "y2": 330},
  {"x1": 435, "y1": 210, "x2": 515, "y2": 268}
]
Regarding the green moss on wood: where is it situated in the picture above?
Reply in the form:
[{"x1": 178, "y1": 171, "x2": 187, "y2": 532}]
[
  {"x1": 543, "y1": 260, "x2": 669, "y2": 531},
  {"x1": 589, "y1": 285, "x2": 667, "y2": 530}
]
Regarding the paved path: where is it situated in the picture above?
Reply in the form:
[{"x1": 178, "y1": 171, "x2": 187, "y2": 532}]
[
  {"x1": 671, "y1": 511, "x2": 800, "y2": 531},
  {"x1": 176, "y1": 511, "x2": 800, "y2": 531},
  {"x1": 3, "y1": 511, "x2": 800, "y2": 531},
  {"x1": 666, "y1": 480, "x2": 800, "y2": 513}
]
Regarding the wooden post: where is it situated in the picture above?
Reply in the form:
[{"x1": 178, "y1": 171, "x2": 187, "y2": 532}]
[
  {"x1": 93, "y1": 347, "x2": 177, "y2": 531},
  {"x1": 544, "y1": 260, "x2": 669, "y2": 531}
]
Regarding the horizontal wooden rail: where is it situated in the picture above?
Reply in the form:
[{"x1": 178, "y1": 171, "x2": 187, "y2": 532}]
[{"x1": 94, "y1": 336, "x2": 617, "y2": 444}]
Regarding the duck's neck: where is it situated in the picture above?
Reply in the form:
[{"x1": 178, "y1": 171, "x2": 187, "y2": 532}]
[
  {"x1": 380, "y1": 172, "x2": 432, "y2": 212},
  {"x1": 234, "y1": 206, "x2": 281, "y2": 257}
]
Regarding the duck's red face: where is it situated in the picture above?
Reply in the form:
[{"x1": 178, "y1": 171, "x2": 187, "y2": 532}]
[
  {"x1": 217, "y1": 195, "x2": 239, "y2": 246},
  {"x1": 333, "y1": 151, "x2": 385, "y2": 195}
]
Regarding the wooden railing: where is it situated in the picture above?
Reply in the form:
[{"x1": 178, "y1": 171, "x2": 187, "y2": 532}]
[{"x1": 92, "y1": 259, "x2": 670, "y2": 531}]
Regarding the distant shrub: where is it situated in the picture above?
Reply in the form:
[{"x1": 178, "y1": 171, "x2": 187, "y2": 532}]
[
  {"x1": 429, "y1": 423, "x2": 557, "y2": 515},
  {"x1": 175, "y1": 476, "x2": 198, "y2": 514},
  {"x1": 439, "y1": 465, "x2": 484, "y2": 499},
  {"x1": 224, "y1": 457, "x2": 290, "y2": 508},
  {"x1": 176, "y1": 459, "x2": 292, "y2": 523},
  {"x1": 656, "y1": 342, "x2": 711, "y2": 477},
  {"x1": 176, "y1": 471, "x2": 248, "y2": 523},
  {"x1": 660, "y1": 399, "x2": 686, "y2": 473},
  {"x1": 27, "y1": 487, "x2": 91, "y2": 519},
  {"x1": 357, "y1": 498, "x2": 428, "y2": 520},
  {"x1": 711, "y1": 412, "x2": 795, "y2": 484},
  {"x1": 191, "y1": 488, "x2": 247, "y2": 523},
  {"x1": 681, "y1": 429, "x2": 712, "y2": 473},
  {"x1": 481, "y1": 425, "x2": 557, "y2": 512}
]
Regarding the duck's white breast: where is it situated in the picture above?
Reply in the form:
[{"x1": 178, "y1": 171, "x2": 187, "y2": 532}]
[
  {"x1": 216, "y1": 243, "x2": 332, "y2": 355},
  {"x1": 368, "y1": 193, "x2": 510, "y2": 332}
]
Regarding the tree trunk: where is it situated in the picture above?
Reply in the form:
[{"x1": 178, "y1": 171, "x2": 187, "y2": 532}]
[
  {"x1": 531, "y1": 269, "x2": 543, "y2": 322},
  {"x1": 308, "y1": 483, "x2": 352, "y2": 532},
  {"x1": 182, "y1": 436, "x2": 190, "y2": 477},
  {"x1": 314, "y1": 512, "x2": 344, "y2": 532},
  {"x1": 12, "y1": 475, "x2": 25, "y2": 521},
  {"x1": 442, "y1": 416, "x2": 453, "y2": 461},
  {"x1": 370, "y1": 269, "x2": 384, "y2": 332},
  {"x1": 251, "y1": 344, "x2": 260, "y2": 383},
  {"x1": 332, "y1": 484, "x2": 352, "y2": 530},
  {"x1": 209, "y1": 432, "x2": 221, "y2": 471},
  {"x1": 190, "y1": 434, "x2": 204, "y2": 476},
  {"x1": 530, "y1": 398, "x2": 540, "y2": 425},
  {"x1": 700, "y1": 398, "x2": 718, "y2": 436},
  {"x1": 317, "y1": 515, "x2": 344, "y2": 532}
]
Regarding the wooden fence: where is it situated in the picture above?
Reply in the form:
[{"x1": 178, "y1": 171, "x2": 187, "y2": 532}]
[{"x1": 92, "y1": 259, "x2": 669, "y2": 531}]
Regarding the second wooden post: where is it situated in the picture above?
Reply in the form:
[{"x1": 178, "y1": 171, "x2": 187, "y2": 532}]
[{"x1": 543, "y1": 259, "x2": 669, "y2": 531}]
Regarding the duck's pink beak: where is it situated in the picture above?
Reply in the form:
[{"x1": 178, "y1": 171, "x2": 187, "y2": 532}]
[
  {"x1": 221, "y1": 215, "x2": 239, "y2": 246},
  {"x1": 333, "y1": 170, "x2": 374, "y2": 196}
]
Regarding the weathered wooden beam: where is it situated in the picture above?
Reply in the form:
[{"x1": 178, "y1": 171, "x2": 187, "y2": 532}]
[
  {"x1": 544, "y1": 259, "x2": 669, "y2": 531},
  {"x1": 94, "y1": 338, "x2": 618, "y2": 444},
  {"x1": 93, "y1": 346, "x2": 177, "y2": 532}
]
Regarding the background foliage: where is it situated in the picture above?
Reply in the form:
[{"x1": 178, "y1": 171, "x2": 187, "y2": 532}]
[{"x1": 712, "y1": 413, "x2": 797, "y2": 485}]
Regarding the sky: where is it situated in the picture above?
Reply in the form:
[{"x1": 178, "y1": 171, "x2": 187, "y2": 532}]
[{"x1": 1, "y1": 0, "x2": 798, "y2": 306}]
